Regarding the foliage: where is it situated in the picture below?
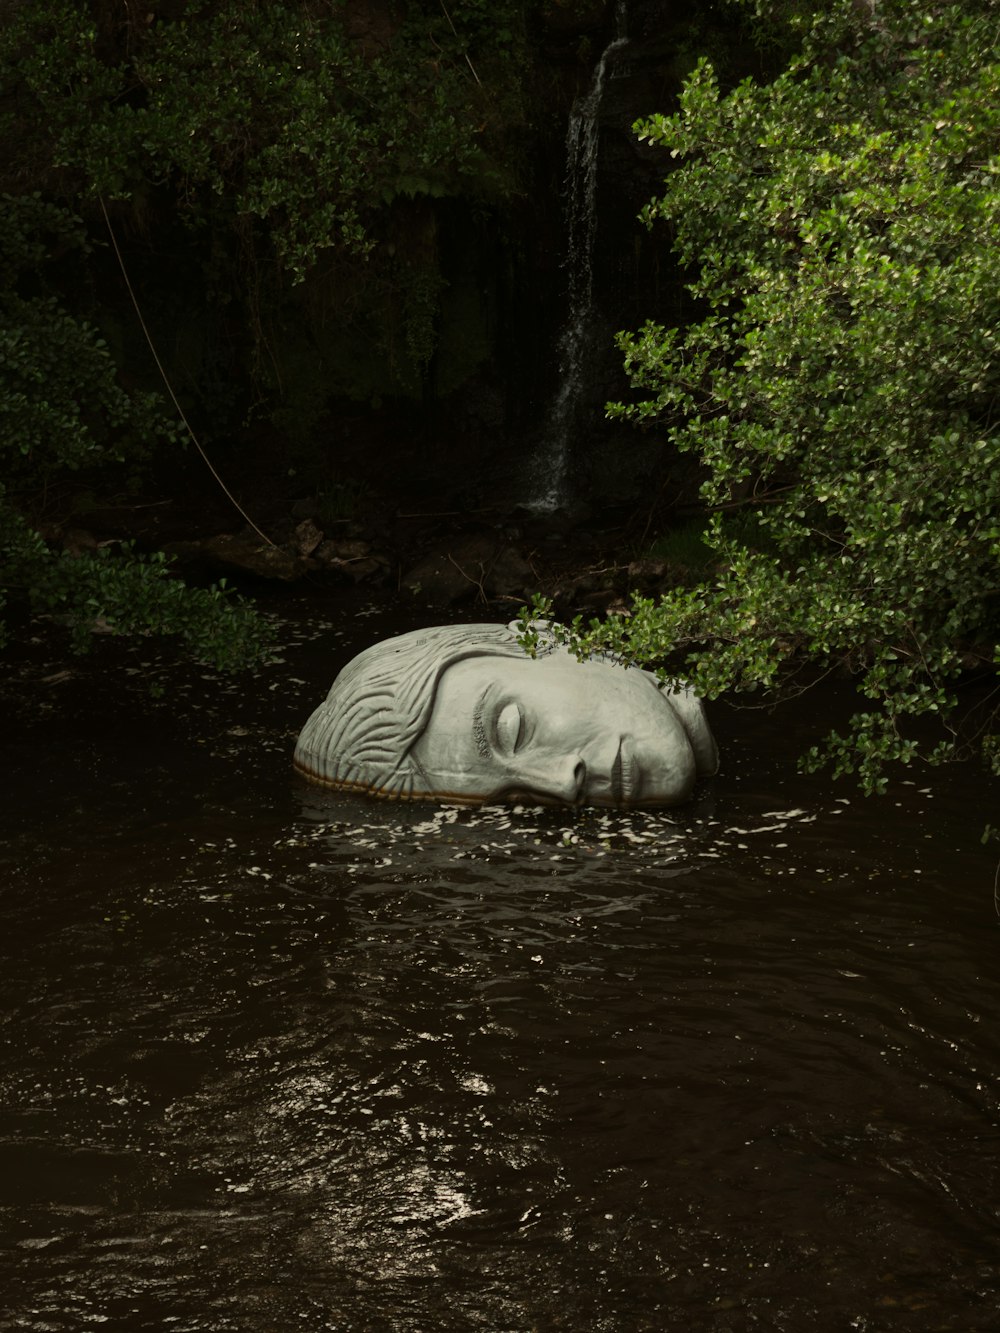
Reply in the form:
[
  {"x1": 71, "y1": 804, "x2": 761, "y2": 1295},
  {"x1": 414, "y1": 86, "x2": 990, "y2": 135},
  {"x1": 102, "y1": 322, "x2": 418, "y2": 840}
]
[
  {"x1": 643, "y1": 518, "x2": 715, "y2": 574},
  {"x1": 3, "y1": 511, "x2": 272, "y2": 670},
  {"x1": 537, "y1": 0, "x2": 1000, "y2": 792},
  {"x1": 1, "y1": 0, "x2": 528, "y2": 280},
  {"x1": 0, "y1": 193, "x2": 272, "y2": 666},
  {"x1": 0, "y1": 0, "x2": 532, "y2": 413},
  {"x1": 0, "y1": 0, "x2": 534, "y2": 664}
]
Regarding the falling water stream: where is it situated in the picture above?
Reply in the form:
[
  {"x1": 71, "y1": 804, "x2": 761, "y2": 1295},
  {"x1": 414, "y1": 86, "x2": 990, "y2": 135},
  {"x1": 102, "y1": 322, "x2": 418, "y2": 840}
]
[
  {"x1": 526, "y1": 7, "x2": 629, "y2": 512},
  {"x1": 2, "y1": 592, "x2": 1000, "y2": 1331}
]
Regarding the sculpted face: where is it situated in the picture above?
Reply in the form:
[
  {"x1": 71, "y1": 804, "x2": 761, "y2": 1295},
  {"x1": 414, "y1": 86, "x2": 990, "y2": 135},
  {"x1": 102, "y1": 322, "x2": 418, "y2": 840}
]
[
  {"x1": 411, "y1": 653, "x2": 701, "y2": 806},
  {"x1": 293, "y1": 622, "x2": 717, "y2": 808}
]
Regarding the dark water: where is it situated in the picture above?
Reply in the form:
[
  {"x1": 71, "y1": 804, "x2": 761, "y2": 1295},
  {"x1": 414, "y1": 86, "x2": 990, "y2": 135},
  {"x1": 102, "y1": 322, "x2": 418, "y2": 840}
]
[{"x1": 2, "y1": 597, "x2": 999, "y2": 1331}]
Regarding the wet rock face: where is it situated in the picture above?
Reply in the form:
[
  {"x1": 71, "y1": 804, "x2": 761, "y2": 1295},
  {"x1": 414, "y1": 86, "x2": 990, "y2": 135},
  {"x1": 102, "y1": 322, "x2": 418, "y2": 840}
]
[
  {"x1": 401, "y1": 535, "x2": 533, "y2": 607},
  {"x1": 163, "y1": 526, "x2": 392, "y2": 586},
  {"x1": 537, "y1": 0, "x2": 612, "y2": 40},
  {"x1": 185, "y1": 534, "x2": 307, "y2": 582},
  {"x1": 518, "y1": 0, "x2": 700, "y2": 509}
]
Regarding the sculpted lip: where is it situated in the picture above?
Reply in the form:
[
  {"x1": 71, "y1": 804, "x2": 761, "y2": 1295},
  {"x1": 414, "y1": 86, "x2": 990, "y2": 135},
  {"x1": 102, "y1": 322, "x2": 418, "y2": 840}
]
[{"x1": 611, "y1": 738, "x2": 634, "y2": 805}]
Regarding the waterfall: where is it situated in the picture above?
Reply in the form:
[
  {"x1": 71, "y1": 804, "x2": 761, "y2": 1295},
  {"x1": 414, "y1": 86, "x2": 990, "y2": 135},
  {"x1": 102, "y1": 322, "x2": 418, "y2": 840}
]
[{"x1": 526, "y1": 5, "x2": 628, "y2": 513}]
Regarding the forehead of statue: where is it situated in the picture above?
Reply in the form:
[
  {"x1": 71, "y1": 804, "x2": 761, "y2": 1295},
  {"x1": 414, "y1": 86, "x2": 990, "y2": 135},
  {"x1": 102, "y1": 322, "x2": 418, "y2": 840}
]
[{"x1": 423, "y1": 650, "x2": 652, "y2": 725}]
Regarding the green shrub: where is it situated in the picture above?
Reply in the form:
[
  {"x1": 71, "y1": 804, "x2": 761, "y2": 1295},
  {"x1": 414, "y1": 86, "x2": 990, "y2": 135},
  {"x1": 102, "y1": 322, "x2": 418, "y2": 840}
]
[{"x1": 537, "y1": 0, "x2": 1000, "y2": 792}]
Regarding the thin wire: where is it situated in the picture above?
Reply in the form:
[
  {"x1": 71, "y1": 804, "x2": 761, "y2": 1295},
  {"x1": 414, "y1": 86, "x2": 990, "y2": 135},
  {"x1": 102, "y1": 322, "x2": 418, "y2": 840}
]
[
  {"x1": 438, "y1": 0, "x2": 481, "y2": 85},
  {"x1": 98, "y1": 196, "x2": 275, "y2": 547}
]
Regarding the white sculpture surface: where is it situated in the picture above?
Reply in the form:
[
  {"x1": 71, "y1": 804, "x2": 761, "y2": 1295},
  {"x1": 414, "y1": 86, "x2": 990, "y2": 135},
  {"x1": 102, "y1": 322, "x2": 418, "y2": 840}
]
[{"x1": 294, "y1": 622, "x2": 718, "y2": 807}]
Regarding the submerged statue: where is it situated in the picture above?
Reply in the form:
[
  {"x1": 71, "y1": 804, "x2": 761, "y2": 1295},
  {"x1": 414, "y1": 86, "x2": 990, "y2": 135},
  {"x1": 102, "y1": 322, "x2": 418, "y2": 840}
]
[{"x1": 294, "y1": 622, "x2": 718, "y2": 807}]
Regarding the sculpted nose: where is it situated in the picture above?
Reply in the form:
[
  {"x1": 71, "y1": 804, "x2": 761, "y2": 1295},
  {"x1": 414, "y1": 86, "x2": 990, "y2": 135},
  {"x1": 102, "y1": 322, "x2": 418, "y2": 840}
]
[
  {"x1": 509, "y1": 754, "x2": 586, "y2": 805},
  {"x1": 549, "y1": 757, "x2": 587, "y2": 805},
  {"x1": 507, "y1": 755, "x2": 587, "y2": 806}
]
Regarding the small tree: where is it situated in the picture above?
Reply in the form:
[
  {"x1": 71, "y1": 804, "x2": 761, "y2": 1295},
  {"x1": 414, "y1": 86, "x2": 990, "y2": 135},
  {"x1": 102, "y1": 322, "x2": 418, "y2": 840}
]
[
  {"x1": 533, "y1": 0, "x2": 1000, "y2": 791},
  {"x1": 0, "y1": 194, "x2": 271, "y2": 668},
  {"x1": 0, "y1": 0, "x2": 530, "y2": 666}
]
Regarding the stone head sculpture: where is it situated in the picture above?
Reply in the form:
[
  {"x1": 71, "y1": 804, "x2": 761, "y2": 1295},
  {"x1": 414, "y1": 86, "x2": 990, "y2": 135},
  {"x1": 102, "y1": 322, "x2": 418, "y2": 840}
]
[{"x1": 294, "y1": 622, "x2": 718, "y2": 807}]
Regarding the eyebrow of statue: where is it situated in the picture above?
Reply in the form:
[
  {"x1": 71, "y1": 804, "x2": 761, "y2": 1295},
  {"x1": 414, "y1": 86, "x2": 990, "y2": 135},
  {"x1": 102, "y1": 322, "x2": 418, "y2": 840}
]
[{"x1": 472, "y1": 686, "x2": 492, "y2": 760}]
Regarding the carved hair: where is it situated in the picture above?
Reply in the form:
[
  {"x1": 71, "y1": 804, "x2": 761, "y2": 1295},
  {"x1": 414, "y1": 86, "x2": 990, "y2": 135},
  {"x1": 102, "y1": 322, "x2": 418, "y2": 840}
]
[{"x1": 293, "y1": 622, "x2": 542, "y2": 799}]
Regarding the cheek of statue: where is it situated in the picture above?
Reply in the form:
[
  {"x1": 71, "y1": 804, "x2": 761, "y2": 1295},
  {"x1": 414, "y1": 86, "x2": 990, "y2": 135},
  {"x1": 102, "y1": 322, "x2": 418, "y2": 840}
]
[{"x1": 409, "y1": 654, "x2": 702, "y2": 807}]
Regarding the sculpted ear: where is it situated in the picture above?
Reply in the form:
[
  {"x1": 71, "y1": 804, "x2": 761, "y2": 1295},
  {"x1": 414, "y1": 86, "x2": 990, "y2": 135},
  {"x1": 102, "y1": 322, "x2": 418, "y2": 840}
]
[{"x1": 667, "y1": 688, "x2": 719, "y2": 776}]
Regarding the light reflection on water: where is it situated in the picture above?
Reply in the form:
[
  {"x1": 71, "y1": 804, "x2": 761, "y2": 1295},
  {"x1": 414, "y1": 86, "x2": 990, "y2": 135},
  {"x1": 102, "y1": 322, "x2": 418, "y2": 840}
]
[{"x1": 1, "y1": 599, "x2": 999, "y2": 1331}]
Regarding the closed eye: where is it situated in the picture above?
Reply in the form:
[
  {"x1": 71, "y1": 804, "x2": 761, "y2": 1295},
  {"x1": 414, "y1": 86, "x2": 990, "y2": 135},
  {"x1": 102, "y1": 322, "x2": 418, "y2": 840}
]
[{"x1": 495, "y1": 702, "x2": 524, "y2": 755}]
